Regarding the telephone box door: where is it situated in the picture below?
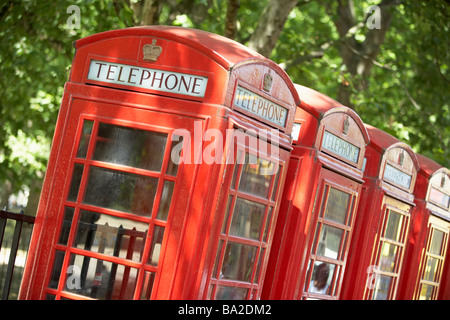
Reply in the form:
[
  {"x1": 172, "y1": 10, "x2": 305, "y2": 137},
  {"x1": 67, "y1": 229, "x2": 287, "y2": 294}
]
[
  {"x1": 206, "y1": 130, "x2": 290, "y2": 300},
  {"x1": 300, "y1": 168, "x2": 360, "y2": 300},
  {"x1": 415, "y1": 216, "x2": 450, "y2": 299},
  {"x1": 30, "y1": 96, "x2": 197, "y2": 300}
]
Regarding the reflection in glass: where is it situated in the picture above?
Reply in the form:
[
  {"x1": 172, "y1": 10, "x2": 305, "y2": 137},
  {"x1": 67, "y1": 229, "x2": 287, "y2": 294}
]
[
  {"x1": 48, "y1": 250, "x2": 65, "y2": 289},
  {"x1": 156, "y1": 180, "x2": 175, "y2": 221},
  {"x1": 430, "y1": 230, "x2": 444, "y2": 255},
  {"x1": 76, "y1": 120, "x2": 94, "y2": 159},
  {"x1": 238, "y1": 153, "x2": 275, "y2": 199},
  {"x1": 271, "y1": 167, "x2": 281, "y2": 201},
  {"x1": 379, "y1": 242, "x2": 399, "y2": 273},
  {"x1": 254, "y1": 248, "x2": 265, "y2": 284},
  {"x1": 308, "y1": 262, "x2": 335, "y2": 295},
  {"x1": 167, "y1": 135, "x2": 183, "y2": 176},
  {"x1": 83, "y1": 167, "x2": 158, "y2": 216},
  {"x1": 423, "y1": 257, "x2": 439, "y2": 282},
  {"x1": 221, "y1": 197, "x2": 233, "y2": 234},
  {"x1": 323, "y1": 187, "x2": 350, "y2": 225},
  {"x1": 140, "y1": 271, "x2": 156, "y2": 300},
  {"x1": 58, "y1": 207, "x2": 75, "y2": 245},
  {"x1": 64, "y1": 253, "x2": 138, "y2": 300},
  {"x1": 230, "y1": 150, "x2": 242, "y2": 190},
  {"x1": 263, "y1": 207, "x2": 273, "y2": 242},
  {"x1": 373, "y1": 275, "x2": 393, "y2": 300},
  {"x1": 148, "y1": 226, "x2": 165, "y2": 266},
  {"x1": 313, "y1": 225, "x2": 344, "y2": 260},
  {"x1": 212, "y1": 240, "x2": 224, "y2": 279},
  {"x1": 385, "y1": 211, "x2": 403, "y2": 242},
  {"x1": 229, "y1": 198, "x2": 265, "y2": 240},
  {"x1": 93, "y1": 122, "x2": 167, "y2": 171},
  {"x1": 215, "y1": 286, "x2": 248, "y2": 300},
  {"x1": 67, "y1": 164, "x2": 84, "y2": 202},
  {"x1": 418, "y1": 284, "x2": 433, "y2": 300},
  {"x1": 74, "y1": 211, "x2": 148, "y2": 262},
  {"x1": 221, "y1": 242, "x2": 257, "y2": 282}
]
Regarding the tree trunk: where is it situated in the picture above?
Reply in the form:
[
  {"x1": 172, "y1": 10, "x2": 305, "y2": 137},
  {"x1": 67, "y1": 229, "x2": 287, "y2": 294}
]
[
  {"x1": 333, "y1": 0, "x2": 398, "y2": 108},
  {"x1": 0, "y1": 180, "x2": 12, "y2": 209},
  {"x1": 247, "y1": 0, "x2": 299, "y2": 57},
  {"x1": 225, "y1": 0, "x2": 240, "y2": 39},
  {"x1": 139, "y1": 0, "x2": 162, "y2": 25}
]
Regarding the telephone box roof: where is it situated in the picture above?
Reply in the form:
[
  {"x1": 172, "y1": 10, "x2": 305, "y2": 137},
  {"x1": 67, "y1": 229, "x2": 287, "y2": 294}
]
[
  {"x1": 365, "y1": 124, "x2": 419, "y2": 171},
  {"x1": 75, "y1": 26, "x2": 265, "y2": 70}
]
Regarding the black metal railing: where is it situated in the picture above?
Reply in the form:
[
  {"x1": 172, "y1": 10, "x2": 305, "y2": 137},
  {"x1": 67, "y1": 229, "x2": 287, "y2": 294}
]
[{"x1": 0, "y1": 209, "x2": 35, "y2": 300}]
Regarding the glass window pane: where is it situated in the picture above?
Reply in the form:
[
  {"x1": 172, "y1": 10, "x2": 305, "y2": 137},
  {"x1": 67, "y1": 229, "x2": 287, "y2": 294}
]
[
  {"x1": 314, "y1": 225, "x2": 344, "y2": 260},
  {"x1": 221, "y1": 196, "x2": 233, "y2": 234},
  {"x1": 48, "y1": 250, "x2": 65, "y2": 289},
  {"x1": 215, "y1": 286, "x2": 248, "y2": 300},
  {"x1": 418, "y1": 284, "x2": 434, "y2": 300},
  {"x1": 74, "y1": 211, "x2": 148, "y2": 262},
  {"x1": 93, "y1": 123, "x2": 167, "y2": 171},
  {"x1": 140, "y1": 271, "x2": 156, "y2": 300},
  {"x1": 430, "y1": 229, "x2": 445, "y2": 255},
  {"x1": 83, "y1": 166, "x2": 158, "y2": 216},
  {"x1": 384, "y1": 211, "x2": 403, "y2": 242},
  {"x1": 156, "y1": 180, "x2": 175, "y2": 221},
  {"x1": 148, "y1": 226, "x2": 165, "y2": 266},
  {"x1": 221, "y1": 242, "x2": 257, "y2": 282},
  {"x1": 423, "y1": 257, "x2": 439, "y2": 282},
  {"x1": 254, "y1": 248, "x2": 265, "y2": 284},
  {"x1": 58, "y1": 207, "x2": 75, "y2": 245},
  {"x1": 213, "y1": 240, "x2": 224, "y2": 279},
  {"x1": 373, "y1": 274, "x2": 393, "y2": 300},
  {"x1": 263, "y1": 207, "x2": 273, "y2": 242},
  {"x1": 67, "y1": 164, "x2": 84, "y2": 202},
  {"x1": 271, "y1": 166, "x2": 281, "y2": 201},
  {"x1": 167, "y1": 135, "x2": 183, "y2": 176},
  {"x1": 64, "y1": 253, "x2": 138, "y2": 300},
  {"x1": 229, "y1": 198, "x2": 265, "y2": 240},
  {"x1": 230, "y1": 150, "x2": 243, "y2": 190},
  {"x1": 238, "y1": 153, "x2": 275, "y2": 199},
  {"x1": 308, "y1": 262, "x2": 336, "y2": 295},
  {"x1": 76, "y1": 120, "x2": 94, "y2": 159},
  {"x1": 379, "y1": 242, "x2": 399, "y2": 272},
  {"x1": 323, "y1": 187, "x2": 350, "y2": 225}
]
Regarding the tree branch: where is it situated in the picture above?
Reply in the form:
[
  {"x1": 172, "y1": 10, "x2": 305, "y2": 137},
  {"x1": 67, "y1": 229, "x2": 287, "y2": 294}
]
[
  {"x1": 247, "y1": 0, "x2": 299, "y2": 57},
  {"x1": 225, "y1": 0, "x2": 240, "y2": 39}
]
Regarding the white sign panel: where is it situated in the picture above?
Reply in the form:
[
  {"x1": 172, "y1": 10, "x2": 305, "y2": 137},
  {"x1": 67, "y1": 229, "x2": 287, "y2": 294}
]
[
  {"x1": 383, "y1": 163, "x2": 412, "y2": 189},
  {"x1": 429, "y1": 187, "x2": 450, "y2": 209},
  {"x1": 87, "y1": 60, "x2": 208, "y2": 98},
  {"x1": 321, "y1": 131, "x2": 360, "y2": 163},
  {"x1": 233, "y1": 85, "x2": 288, "y2": 127}
]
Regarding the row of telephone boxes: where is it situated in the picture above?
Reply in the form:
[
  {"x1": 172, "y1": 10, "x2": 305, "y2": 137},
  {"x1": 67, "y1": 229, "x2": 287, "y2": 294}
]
[{"x1": 18, "y1": 26, "x2": 449, "y2": 300}]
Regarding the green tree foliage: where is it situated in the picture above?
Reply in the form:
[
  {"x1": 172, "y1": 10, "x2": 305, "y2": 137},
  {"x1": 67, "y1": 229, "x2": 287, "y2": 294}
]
[{"x1": 0, "y1": 0, "x2": 448, "y2": 211}]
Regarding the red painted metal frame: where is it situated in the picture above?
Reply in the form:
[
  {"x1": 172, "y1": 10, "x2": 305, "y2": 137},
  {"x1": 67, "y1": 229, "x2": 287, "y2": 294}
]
[{"x1": 262, "y1": 84, "x2": 369, "y2": 300}]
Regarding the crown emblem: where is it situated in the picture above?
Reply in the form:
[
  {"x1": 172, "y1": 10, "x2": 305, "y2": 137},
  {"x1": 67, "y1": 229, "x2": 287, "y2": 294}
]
[
  {"x1": 263, "y1": 70, "x2": 273, "y2": 92},
  {"x1": 399, "y1": 151, "x2": 405, "y2": 166},
  {"x1": 343, "y1": 116, "x2": 350, "y2": 134},
  {"x1": 143, "y1": 39, "x2": 162, "y2": 62}
]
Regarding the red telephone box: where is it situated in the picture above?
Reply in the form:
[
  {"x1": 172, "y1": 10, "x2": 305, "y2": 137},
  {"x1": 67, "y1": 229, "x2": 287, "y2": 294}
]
[
  {"x1": 341, "y1": 124, "x2": 419, "y2": 300},
  {"x1": 397, "y1": 154, "x2": 450, "y2": 300},
  {"x1": 19, "y1": 26, "x2": 299, "y2": 300},
  {"x1": 262, "y1": 84, "x2": 369, "y2": 300}
]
